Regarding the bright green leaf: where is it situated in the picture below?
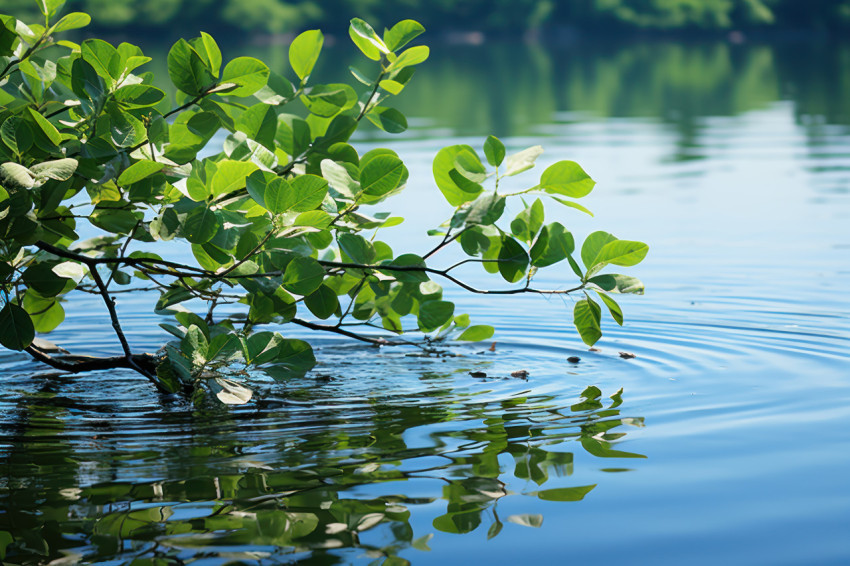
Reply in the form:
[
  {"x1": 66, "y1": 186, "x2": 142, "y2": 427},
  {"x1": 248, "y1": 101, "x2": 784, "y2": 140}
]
[{"x1": 289, "y1": 29, "x2": 323, "y2": 81}]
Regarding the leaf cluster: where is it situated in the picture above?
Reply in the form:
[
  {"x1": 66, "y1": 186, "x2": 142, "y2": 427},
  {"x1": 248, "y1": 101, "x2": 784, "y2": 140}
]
[{"x1": 0, "y1": 1, "x2": 647, "y2": 402}]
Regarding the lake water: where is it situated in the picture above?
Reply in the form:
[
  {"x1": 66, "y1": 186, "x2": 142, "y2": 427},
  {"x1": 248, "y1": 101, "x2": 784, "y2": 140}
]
[{"x1": 2, "y1": 38, "x2": 850, "y2": 565}]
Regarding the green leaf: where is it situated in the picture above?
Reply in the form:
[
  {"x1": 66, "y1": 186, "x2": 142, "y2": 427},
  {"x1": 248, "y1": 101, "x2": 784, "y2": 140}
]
[
  {"x1": 484, "y1": 135, "x2": 505, "y2": 167},
  {"x1": 380, "y1": 253, "x2": 428, "y2": 283},
  {"x1": 282, "y1": 257, "x2": 326, "y2": 296},
  {"x1": 461, "y1": 192, "x2": 505, "y2": 226},
  {"x1": 23, "y1": 263, "x2": 67, "y2": 296},
  {"x1": 533, "y1": 485, "x2": 596, "y2": 502},
  {"x1": 168, "y1": 38, "x2": 215, "y2": 96},
  {"x1": 453, "y1": 148, "x2": 488, "y2": 183},
  {"x1": 113, "y1": 84, "x2": 165, "y2": 107},
  {"x1": 242, "y1": 331, "x2": 281, "y2": 365},
  {"x1": 587, "y1": 274, "x2": 644, "y2": 295},
  {"x1": 288, "y1": 174, "x2": 328, "y2": 212},
  {"x1": 378, "y1": 79, "x2": 404, "y2": 95},
  {"x1": 320, "y1": 159, "x2": 359, "y2": 198},
  {"x1": 365, "y1": 106, "x2": 407, "y2": 133},
  {"x1": 90, "y1": 207, "x2": 139, "y2": 234},
  {"x1": 271, "y1": 338, "x2": 316, "y2": 374},
  {"x1": 39, "y1": 0, "x2": 65, "y2": 18},
  {"x1": 276, "y1": 114, "x2": 311, "y2": 158},
  {"x1": 338, "y1": 233, "x2": 376, "y2": 264},
  {"x1": 236, "y1": 103, "x2": 276, "y2": 149},
  {"x1": 580, "y1": 231, "x2": 618, "y2": 271},
  {"x1": 574, "y1": 296, "x2": 602, "y2": 346},
  {"x1": 498, "y1": 236, "x2": 529, "y2": 283},
  {"x1": 530, "y1": 222, "x2": 575, "y2": 268},
  {"x1": 539, "y1": 160, "x2": 596, "y2": 198},
  {"x1": 432, "y1": 145, "x2": 483, "y2": 206},
  {"x1": 181, "y1": 324, "x2": 209, "y2": 364},
  {"x1": 262, "y1": 177, "x2": 292, "y2": 214},
  {"x1": 597, "y1": 291, "x2": 624, "y2": 325},
  {"x1": 510, "y1": 198, "x2": 544, "y2": 244},
  {"x1": 28, "y1": 108, "x2": 62, "y2": 147},
  {"x1": 360, "y1": 154, "x2": 405, "y2": 196},
  {"x1": 457, "y1": 325, "x2": 494, "y2": 341},
  {"x1": 383, "y1": 19, "x2": 425, "y2": 51},
  {"x1": 305, "y1": 285, "x2": 339, "y2": 319},
  {"x1": 198, "y1": 32, "x2": 222, "y2": 77},
  {"x1": 301, "y1": 83, "x2": 357, "y2": 117},
  {"x1": 349, "y1": 18, "x2": 389, "y2": 61},
  {"x1": 418, "y1": 300, "x2": 455, "y2": 332},
  {"x1": 503, "y1": 145, "x2": 544, "y2": 177},
  {"x1": 289, "y1": 29, "x2": 323, "y2": 81},
  {"x1": 0, "y1": 303, "x2": 35, "y2": 351},
  {"x1": 211, "y1": 160, "x2": 259, "y2": 197},
  {"x1": 182, "y1": 206, "x2": 220, "y2": 244},
  {"x1": 118, "y1": 160, "x2": 164, "y2": 186},
  {"x1": 595, "y1": 239, "x2": 649, "y2": 267},
  {"x1": 386, "y1": 45, "x2": 430, "y2": 72},
  {"x1": 81, "y1": 38, "x2": 121, "y2": 84},
  {"x1": 0, "y1": 163, "x2": 34, "y2": 189},
  {"x1": 220, "y1": 57, "x2": 270, "y2": 97},
  {"x1": 31, "y1": 158, "x2": 77, "y2": 182},
  {"x1": 1, "y1": 17, "x2": 17, "y2": 57},
  {"x1": 1, "y1": 117, "x2": 31, "y2": 156},
  {"x1": 1, "y1": 529, "x2": 13, "y2": 559},
  {"x1": 108, "y1": 106, "x2": 145, "y2": 147}
]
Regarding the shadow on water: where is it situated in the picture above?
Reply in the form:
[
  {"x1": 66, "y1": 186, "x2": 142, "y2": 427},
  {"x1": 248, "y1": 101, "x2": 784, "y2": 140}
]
[{"x1": 0, "y1": 349, "x2": 644, "y2": 564}]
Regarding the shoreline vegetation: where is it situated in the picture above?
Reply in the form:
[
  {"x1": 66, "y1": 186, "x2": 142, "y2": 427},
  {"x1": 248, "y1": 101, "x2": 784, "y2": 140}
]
[{"x1": 4, "y1": 0, "x2": 850, "y2": 41}]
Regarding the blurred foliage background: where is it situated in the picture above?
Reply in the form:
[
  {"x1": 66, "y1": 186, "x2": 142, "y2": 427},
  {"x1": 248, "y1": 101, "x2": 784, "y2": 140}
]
[{"x1": 3, "y1": 0, "x2": 850, "y2": 36}]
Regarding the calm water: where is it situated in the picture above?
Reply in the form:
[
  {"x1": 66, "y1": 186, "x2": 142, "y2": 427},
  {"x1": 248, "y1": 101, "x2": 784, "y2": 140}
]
[{"x1": 2, "y1": 39, "x2": 850, "y2": 565}]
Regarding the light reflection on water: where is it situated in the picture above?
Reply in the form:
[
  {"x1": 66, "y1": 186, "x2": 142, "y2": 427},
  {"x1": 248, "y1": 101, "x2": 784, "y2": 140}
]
[{"x1": 2, "y1": 39, "x2": 850, "y2": 565}]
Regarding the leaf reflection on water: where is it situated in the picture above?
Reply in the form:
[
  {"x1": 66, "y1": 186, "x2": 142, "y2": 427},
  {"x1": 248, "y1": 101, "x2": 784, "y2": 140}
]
[{"x1": 0, "y1": 377, "x2": 644, "y2": 564}]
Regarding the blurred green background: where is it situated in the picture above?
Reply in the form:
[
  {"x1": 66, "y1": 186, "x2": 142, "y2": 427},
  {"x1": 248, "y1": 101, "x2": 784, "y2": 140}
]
[{"x1": 4, "y1": 0, "x2": 850, "y2": 37}]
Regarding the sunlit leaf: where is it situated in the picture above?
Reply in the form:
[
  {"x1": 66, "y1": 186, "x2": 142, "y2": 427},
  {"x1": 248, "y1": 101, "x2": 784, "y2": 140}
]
[
  {"x1": 221, "y1": 57, "x2": 270, "y2": 97},
  {"x1": 384, "y1": 19, "x2": 426, "y2": 52},
  {"x1": 457, "y1": 325, "x2": 494, "y2": 341},
  {"x1": 289, "y1": 29, "x2": 323, "y2": 81},
  {"x1": 539, "y1": 160, "x2": 596, "y2": 198},
  {"x1": 597, "y1": 291, "x2": 624, "y2": 325},
  {"x1": 574, "y1": 296, "x2": 602, "y2": 346},
  {"x1": 503, "y1": 145, "x2": 543, "y2": 176}
]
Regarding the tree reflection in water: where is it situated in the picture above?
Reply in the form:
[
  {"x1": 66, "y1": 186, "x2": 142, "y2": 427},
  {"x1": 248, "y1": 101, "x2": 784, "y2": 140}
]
[{"x1": 0, "y1": 368, "x2": 644, "y2": 564}]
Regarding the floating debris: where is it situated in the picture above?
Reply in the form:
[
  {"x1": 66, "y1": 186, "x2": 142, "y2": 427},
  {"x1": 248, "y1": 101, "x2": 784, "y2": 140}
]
[
  {"x1": 589, "y1": 348, "x2": 601, "y2": 352},
  {"x1": 488, "y1": 342, "x2": 497, "y2": 352},
  {"x1": 618, "y1": 352, "x2": 637, "y2": 359},
  {"x1": 510, "y1": 370, "x2": 529, "y2": 379},
  {"x1": 567, "y1": 356, "x2": 581, "y2": 364},
  {"x1": 469, "y1": 371, "x2": 487, "y2": 378}
]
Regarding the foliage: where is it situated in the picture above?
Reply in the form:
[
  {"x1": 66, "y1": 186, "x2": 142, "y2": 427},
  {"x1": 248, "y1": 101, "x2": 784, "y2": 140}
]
[{"x1": 0, "y1": 1, "x2": 646, "y2": 402}]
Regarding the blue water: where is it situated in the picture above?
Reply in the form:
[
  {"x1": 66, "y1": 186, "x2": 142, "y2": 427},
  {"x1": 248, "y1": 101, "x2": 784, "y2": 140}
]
[{"x1": 1, "y1": 40, "x2": 849, "y2": 565}]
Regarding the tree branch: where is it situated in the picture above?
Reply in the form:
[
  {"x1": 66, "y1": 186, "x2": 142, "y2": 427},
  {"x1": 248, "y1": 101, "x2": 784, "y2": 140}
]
[
  {"x1": 290, "y1": 317, "x2": 407, "y2": 346},
  {"x1": 25, "y1": 344, "x2": 158, "y2": 375}
]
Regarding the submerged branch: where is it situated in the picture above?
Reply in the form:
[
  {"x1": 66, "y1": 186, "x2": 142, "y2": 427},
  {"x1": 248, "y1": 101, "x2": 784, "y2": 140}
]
[{"x1": 25, "y1": 344, "x2": 158, "y2": 375}]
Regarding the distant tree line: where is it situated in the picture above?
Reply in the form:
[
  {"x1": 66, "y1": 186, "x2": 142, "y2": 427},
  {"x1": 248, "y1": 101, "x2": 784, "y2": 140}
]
[{"x1": 5, "y1": 0, "x2": 849, "y2": 36}]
